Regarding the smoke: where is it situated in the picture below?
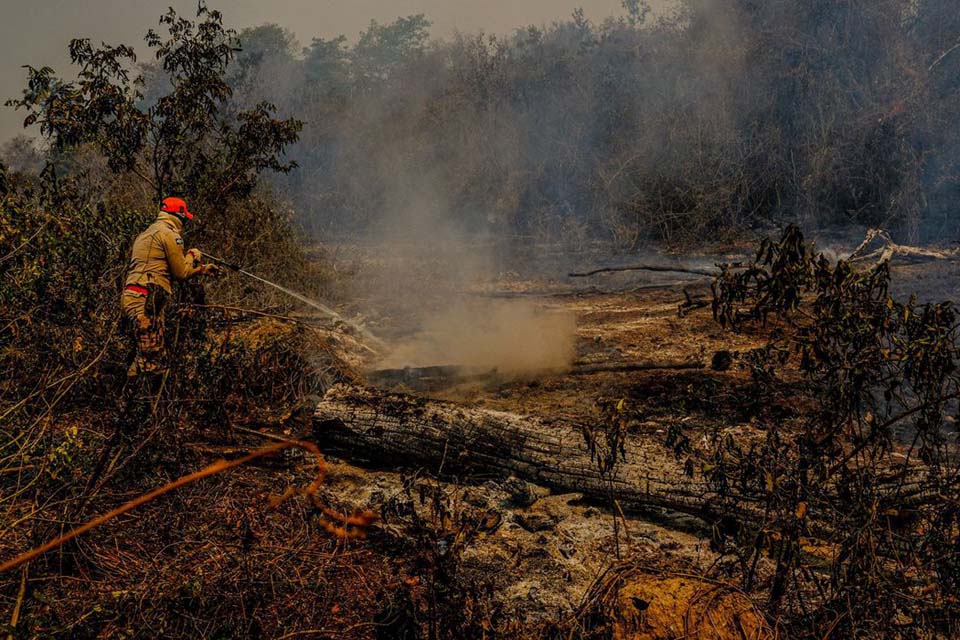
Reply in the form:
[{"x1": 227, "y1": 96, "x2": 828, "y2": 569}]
[
  {"x1": 37, "y1": 0, "x2": 958, "y2": 249},
  {"x1": 378, "y1": 298, "x2": 576, "y2": 373},
  {"x1": 266, "y1": 0, "x2": 959, "y2": 247},
  {"x1": 262, "y1": 1, "x2": 757, "y2": 249},
  {"x1": 348, "y1": 162, "x2": 577, "y2": 374}
]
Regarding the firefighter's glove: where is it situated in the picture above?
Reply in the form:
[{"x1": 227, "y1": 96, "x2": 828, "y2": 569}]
[
  {"x1": 186, "y1": 248, "x2": 202, "y2": 269},
  {"x1": 202, "y1": 263, "x2": 224, "y2": 277}
]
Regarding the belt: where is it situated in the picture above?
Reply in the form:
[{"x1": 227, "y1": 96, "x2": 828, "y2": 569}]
[{"x1": 124, "y1": 284, "x2": 149, "y2": 296}]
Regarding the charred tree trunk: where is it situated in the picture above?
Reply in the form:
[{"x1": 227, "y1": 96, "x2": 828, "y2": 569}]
[{"x1": 313, "y1": 385, "x2": 757, "y2": 524}]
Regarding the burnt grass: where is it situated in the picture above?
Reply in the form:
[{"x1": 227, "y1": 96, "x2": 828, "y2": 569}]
[
  {"x1": 5, "y1": 251, "x2": 958, "y2": 639},
  {"x1": 0, "y1": 284, "x2": 778, "y2": 639}
]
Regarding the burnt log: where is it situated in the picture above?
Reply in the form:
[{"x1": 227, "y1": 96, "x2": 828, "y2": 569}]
[
  {"x1": 366, "y1": 361, "x2": 704, "y2": 392},
  {"x1": 313, "y1": 384, "x2": 757, "y2": 524}
]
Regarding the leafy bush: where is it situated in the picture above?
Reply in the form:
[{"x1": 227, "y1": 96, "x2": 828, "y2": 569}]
[
  {"x1": 0, "y1": 10, "x2": 326, "y2": 625},
  {"x1": 704, "y1": 228, "x2": 960, "y2": 637}
]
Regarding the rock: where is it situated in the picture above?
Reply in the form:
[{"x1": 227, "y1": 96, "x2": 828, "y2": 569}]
[
  {"x1": 463, "y1": 489, "x2": 489, "y2": 509},
  {"x1": 608, "y1": 571, "x2": 774, "y2": 640},
  {"x1": 502, "y1": 476, "x2": 539, "y2": 507},
  {"x1": 367, "y1": 488, "x2": 385, "y2": 507},
  {"x1": 515, "y1": 513, "x2": 556, "y2": 533},
  {"x1": 534, "y1": 493, "x2": 581, "y2": 520},
  {"x1": 711, "y1": 350, "x2": 733, "y2": 372},
  {"x1": 479, "y1": 510, "x2": 504, "y2": 534}
]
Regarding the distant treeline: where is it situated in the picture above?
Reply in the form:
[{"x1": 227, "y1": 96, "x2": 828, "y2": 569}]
[
  {"x1": 202, "y1": 0, "x2": 957, "y2": 246},
  {"x1": 8, "y1": 0, "x2": 959, "y2": 246}
]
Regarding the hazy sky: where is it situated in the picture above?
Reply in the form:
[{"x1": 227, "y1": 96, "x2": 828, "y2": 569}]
[{"x1": 0, "y1": 0, "x2": 672, "y2": 142}]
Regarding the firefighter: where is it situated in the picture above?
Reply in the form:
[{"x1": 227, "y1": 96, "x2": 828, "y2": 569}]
[{"x1": 121, "y1": 197, "x2": 218, "y2": 378}]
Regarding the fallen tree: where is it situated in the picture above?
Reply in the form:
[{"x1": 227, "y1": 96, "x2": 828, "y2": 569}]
[
  {"x1": 848, "y1": 228, "x2": 960, "y2": 264},
  {"x1": 366, "y1": 360, "x2": 705, "y2": 391},
  {"x1": 313, "y1": 384, "x2": 755, "y2": 524}
]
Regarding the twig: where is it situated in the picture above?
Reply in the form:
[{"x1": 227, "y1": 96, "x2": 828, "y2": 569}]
[
  {"x1": 929, "y1": 40, "x2": 960, "y2": 72},
  {"x1": 6, "y1": 565, "x2": 27, "y2": 640},
  {"x1": 233, "y1": 424, "x2": 301, "y2": 443},
  {"x1": 678, "y1": 288, "x2": 709, "y2": 316},
  {"x1": 0, "y1": 465, "x2": 34, "y2": 475},
  {"x1": 0, "y1": 329, "x2": 114, "y2": 429},
  {"x1": 613, "y1": 498, "x2": 632, "y2": 553},
  {"x1": 185, "y1": 303, "x2": 330, "y2": 325},
  {"x1": 825, "y1": 391, "x2": 960, "y2": 478},
  {"x1": 0, "y1": 224, "x2": 47, "y2": 266},
  {"x1": 275, "y1": 622, "x2": 379, "y2": 640}
]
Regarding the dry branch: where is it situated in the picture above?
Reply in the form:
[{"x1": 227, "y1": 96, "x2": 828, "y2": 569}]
[
  {"x1": 5, "y1": 566, "x2": 27, "y2": 640},
  {"x1": 465, "y1": 281, "x2": 695, "y2": 299},
  {"x1": 848, "y1": 228, "x2": 960, "y2": 265},
  {"x1": 313, "y1": 384, "x2": 754, "y2": 524},
  {"x1": 569, "y1": 361, "x2": 705, "y2": 375},
  {"x1": 568, "y1": 263, "x2": 719, "y2": 278}
]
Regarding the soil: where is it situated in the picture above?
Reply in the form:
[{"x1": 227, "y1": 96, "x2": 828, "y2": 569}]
[
  {"x1": 305, "y1": 241, "x2": 954, "y2": 634},
  {"x1": 304, "y1": 244, "x2": 779, "y2": 632},
  {"x1": 9, "y1": 238, "x2": 951, "y2": 637}
]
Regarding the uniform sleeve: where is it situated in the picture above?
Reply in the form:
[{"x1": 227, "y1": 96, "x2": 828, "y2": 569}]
[{"x1": 160, "y1": 229, "x2": 201, "y2": 281}]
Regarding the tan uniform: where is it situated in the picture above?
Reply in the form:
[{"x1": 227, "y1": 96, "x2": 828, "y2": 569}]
[{"x1": 121, "y1": 212, "x2": 202, "y2": 376}]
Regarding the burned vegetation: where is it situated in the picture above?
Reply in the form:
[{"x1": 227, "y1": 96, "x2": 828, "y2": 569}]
[
  {"x1": 706, "y1": 227, "x2": 960, "y2": 635},
  {"x1": 3, "y1": 1, "x2": 960, "y2": 639}
]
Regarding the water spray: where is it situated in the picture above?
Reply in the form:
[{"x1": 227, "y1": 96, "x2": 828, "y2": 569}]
[{"x1": 203, "y1": 252, "x2": 386, "y2": 351}]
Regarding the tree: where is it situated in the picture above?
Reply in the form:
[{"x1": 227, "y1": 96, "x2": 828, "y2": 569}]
[
  {"x1": 233, "y1": 23, "x2": 297, "y2": 73},
  {"x1": 6, "y1": 3, "x2": 302, "y2": 211},
  {"x1": 229, "y1": 24, "x2": 303, "y2": 112},
  {"x1": 302, "y1": 35, "x2": 350, "y2": 97},
  {"x1": 351, "y1": 15, "x2": 432, "y2": 87},
  {"x1": 622, "y1": 0, "x2": 651, "y2": 26}
]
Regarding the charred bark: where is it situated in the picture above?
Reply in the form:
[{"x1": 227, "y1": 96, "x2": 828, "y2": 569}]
[
  {"x1": 313, "y1": 384, "x2": 756, "y2": 524},
  {"x1": 367, "y1": 361, "x2": 705, "y2": 392}
]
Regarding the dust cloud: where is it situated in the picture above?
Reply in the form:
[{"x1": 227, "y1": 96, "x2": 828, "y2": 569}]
[
  {"x1": 378, "y1": 298, "x2": 576, "y2": 374},
  {"x1": 342, "y1": 157, "x2": 578, "y2": 376}
]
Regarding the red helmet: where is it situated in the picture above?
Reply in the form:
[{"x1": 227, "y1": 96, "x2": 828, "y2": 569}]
[{"x1": 160, "y1": 196, "x2": 194, "y2": 220}]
